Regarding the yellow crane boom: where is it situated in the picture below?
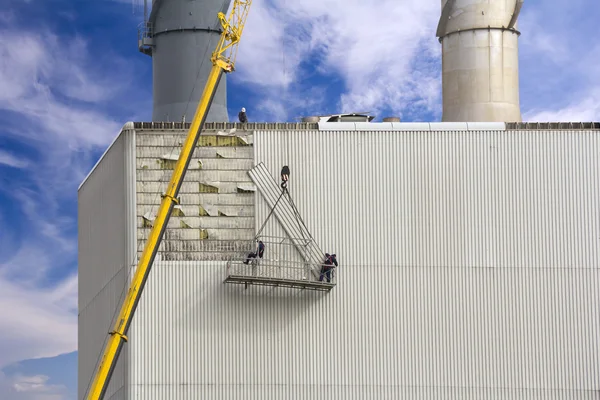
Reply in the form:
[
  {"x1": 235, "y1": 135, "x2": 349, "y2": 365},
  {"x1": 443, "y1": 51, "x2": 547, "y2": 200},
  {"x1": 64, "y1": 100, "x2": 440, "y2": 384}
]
[{"x1": 86, "y1": 2, "x2": 252, "y2": 398}]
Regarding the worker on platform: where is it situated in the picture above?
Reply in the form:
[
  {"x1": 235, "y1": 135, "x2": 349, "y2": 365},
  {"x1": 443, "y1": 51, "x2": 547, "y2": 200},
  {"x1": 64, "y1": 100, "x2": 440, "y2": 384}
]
[
  {"x1": 319, "y1": 253, "x2": 338, "y2": 282},
  {"x1": 238, "y1": 107, "x2": 248, "y2": 123},
  {"x1": 243, "y1": 240, "x2": 265, "y2": 264}
]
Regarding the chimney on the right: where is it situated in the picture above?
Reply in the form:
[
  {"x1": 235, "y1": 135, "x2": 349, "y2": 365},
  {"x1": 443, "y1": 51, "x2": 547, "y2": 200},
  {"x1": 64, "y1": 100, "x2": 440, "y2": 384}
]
[{"x1": 437, "y1": 0, "x2": 524, "y2": 122}]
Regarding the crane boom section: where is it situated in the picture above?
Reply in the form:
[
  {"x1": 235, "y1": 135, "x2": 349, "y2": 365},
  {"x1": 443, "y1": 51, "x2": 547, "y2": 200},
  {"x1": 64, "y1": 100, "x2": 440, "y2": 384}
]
[
  {"x1": 213, "y1": 0, "x2": 252, "y2": 70},
  {"x1": 85, "y1": 1, "x2": 252, "y2": 398}
]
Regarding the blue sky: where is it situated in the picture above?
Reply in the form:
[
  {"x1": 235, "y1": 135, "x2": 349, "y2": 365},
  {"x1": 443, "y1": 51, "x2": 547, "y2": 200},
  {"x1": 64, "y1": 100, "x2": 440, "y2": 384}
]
[{"x1": 0, "y1": 0, "x2": 598, "y2": 398}]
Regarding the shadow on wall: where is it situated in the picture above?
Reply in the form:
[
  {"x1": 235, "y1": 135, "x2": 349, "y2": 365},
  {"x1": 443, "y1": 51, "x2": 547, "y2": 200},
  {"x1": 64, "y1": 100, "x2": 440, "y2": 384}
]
[{"x1": 174, "y1": 263, "x2": 327, "y2": 335}]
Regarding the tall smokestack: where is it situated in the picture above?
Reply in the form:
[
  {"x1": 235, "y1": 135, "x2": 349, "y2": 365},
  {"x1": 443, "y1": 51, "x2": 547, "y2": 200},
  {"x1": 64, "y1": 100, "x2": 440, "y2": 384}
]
[
  {"x1": 436, "y1": 0, "x2": 524, "y2": 122},
  {"x1": 139, "y1": 0, "x2": 232, "y2": 122}
]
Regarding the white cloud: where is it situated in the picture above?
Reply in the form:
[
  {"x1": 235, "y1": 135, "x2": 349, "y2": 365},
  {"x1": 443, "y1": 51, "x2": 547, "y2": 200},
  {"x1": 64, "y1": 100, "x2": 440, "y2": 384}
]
[
  {"x1": 234, "y1": 0, "x2": 600, "y2": 123},
  {"x1": 518, "y1": 0, "x2": 600, "y2": 121},
  {"x1": 13, "y1": 374, "x2": 68, "y2": 397},
  {"x1": 0, "y1": 270, "x2": 78, "y2": 367},
  {"x1": 0, "y1": 30, "x2": 122, "y2": 150},
  {"x1": 0, "y1": 149, "x2": 28, "y2": 169},
  {"x1": 0, "y1": 371, "x2": 68, "y2": 400},
  {"x1": 0, "y1": 21, "x2": 138, "y2": 368},
  {"x1": 519, "y1": 11, "x2": 570, "y2": 65},
  {"x1": 233, "y1": 0, "x2": 442, "y2": 121},
  {"x1": 524, "y1": 90, "x2": 600, "y2": 122}
]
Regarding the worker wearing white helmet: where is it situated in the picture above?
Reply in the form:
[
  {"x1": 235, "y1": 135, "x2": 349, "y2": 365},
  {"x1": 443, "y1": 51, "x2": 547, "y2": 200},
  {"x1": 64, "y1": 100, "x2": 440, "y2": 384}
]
[{"x1": 238, "y1": 107, "x2": 248, "y2": 123}]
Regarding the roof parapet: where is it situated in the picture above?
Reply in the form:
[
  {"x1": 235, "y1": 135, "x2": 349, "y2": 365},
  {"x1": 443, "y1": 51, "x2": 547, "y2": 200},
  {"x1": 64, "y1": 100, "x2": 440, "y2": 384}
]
[{"x1": 318, "y1": 122, "x2": 507, "y2": 131}]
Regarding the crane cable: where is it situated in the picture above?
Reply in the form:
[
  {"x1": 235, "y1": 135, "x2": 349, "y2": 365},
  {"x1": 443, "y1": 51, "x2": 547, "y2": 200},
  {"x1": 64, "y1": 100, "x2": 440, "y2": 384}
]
[
  {"x1": 254, "y1": 189, "x2": 286, "y2": 239},
  {"x1": 253, "y1": 183, "x2": 322, "y2": 266}
]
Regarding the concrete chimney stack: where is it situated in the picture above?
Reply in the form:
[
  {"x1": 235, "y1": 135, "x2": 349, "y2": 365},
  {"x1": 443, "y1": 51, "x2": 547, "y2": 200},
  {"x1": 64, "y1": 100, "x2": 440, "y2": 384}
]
[
  {"x1": 437, "y1": 0, "x2": 524, "y2": 122},
  {"x1": 139, "y1": 0, "x2": 232, "y2": 122}
]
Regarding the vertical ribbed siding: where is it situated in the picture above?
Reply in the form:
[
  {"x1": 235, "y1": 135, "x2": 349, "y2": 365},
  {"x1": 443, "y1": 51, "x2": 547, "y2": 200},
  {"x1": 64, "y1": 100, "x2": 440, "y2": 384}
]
[
  {"x1": 255, "y1": 129, "x2": 600, "y2": 269},
  {"x1": 120, "y1": 127, "x2": 600, "y2": 398},
  {"x1": 78, "y1": 127, "x2": 136, "y2": 400},
  {"x1": 254, "y1": 129, "x2": 600, "y2": 397}
]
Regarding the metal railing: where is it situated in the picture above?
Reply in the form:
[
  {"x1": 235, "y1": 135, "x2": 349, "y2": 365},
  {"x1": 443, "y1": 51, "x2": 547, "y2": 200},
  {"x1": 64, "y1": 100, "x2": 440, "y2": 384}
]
[
  {"x1": 132, "y1": 121, "x2": 320, "y2": 131},
  {"x1": 225, "y1": 237, "x2": 337, "y2": 285},
  {"x1": 137, "y1": 21, "x2": 153, "y2": 40},
  {"x1": 226, "y1": 259, "x2": 337, "y2": 285},
  {"x1": 137, "y1": 22, "x2": 154, "y2": 54}
]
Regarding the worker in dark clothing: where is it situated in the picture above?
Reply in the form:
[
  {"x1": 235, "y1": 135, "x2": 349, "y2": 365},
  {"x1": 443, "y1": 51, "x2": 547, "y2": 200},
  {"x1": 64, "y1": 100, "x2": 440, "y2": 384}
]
[
  {"x1": 319, "y1": 253, "x2": 338, "y2": 282},
  {"x1": 243, "y1": 240, "x2": 264, "y2": 264},
  {"x1": 238, "y1": 107, "x2": 248, "y2": 123},
  {"x1": 281, "y1": 165, "x2": 290, "y2": 189}
]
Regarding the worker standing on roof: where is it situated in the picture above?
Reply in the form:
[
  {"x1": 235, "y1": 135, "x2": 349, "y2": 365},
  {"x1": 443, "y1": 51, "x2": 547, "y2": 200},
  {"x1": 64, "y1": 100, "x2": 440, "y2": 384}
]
[
  {"x1": 281, "y1": 165, "x2": 290, "y2": 189},
  {"x1": 243, "y1": 240, "x2": 265, "y2": 264},
  {"x1": 238, "y1": 107, "x2": 248, "y2": 123},
  {"x1": 319, "y1": 253, "x2": 338, "y2": 282}
]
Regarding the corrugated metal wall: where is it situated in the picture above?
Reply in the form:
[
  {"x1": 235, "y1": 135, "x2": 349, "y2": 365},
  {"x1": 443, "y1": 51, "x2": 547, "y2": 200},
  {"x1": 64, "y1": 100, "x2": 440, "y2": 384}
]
[
  {"x1": 78, "y1": 127, "x2": 137, "y2": 400},
  {"x1": 250, "y1": 129, "x2": 600, "y2": 397},
  {"x1": 262, "y1": 129, "x2": 600, "y2": 267},
  {"x1": 123, "y1": 127, "x2": 600, "y2": 398}
]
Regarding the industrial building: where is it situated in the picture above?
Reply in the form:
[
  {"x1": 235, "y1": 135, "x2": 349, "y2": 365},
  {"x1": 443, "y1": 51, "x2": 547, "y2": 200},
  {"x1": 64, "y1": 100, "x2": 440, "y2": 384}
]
[
  {"x1": 78, "y1": 120, "x2": 600, "y2": 398},
  {"x1": 78, "y1": 0, "x2": 600, "y2": 398}
]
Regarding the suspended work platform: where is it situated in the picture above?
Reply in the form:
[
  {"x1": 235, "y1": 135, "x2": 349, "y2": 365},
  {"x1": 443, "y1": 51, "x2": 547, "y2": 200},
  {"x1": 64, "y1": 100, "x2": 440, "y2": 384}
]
[
  {"x1": 224, "y1": 162, "x2": 338, "y2": 291},
  {"x1": 224, "y1": 237, "x2": 336, "y2": 291}
]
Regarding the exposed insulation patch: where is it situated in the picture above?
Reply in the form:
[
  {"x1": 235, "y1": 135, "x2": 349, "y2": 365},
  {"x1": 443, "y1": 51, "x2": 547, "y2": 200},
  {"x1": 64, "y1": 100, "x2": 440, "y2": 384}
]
[
  {"x1": 159, "y1": 160, "x2": 176, "y2": 169},
  {"x1": 217, "y1": 136, "x2": 248, "y2": 147},
  {"x1": 199, "y1": 204, "x2": 219, "y2": 217},
  {"x1": 237, "y1": 184, "x2": 256, "y2": 193},
  {"x1": 218, "y1": 210, "x2": 239, "y2": 217},
  {"x1": 158, "y1": 153, "x2": 179, "y2": 169},
  {"x1": 142, "y1": 212, "x2": 155, "y2": 228},
  {"x1": 196, "y1": 135, "x2": 250, "y2": 147},
  {"x1": 197, "y1": 136, "x2": 217, "y2": 147},
  {"x1": 172, "y1": 205, "x2": 184, "y2": 217},
  {"x1": 237, "y1": 136, "x2": 250, "y2": 145},
  {"x1": 180, "y1": 220, "x2": 191, "y2": 229},
  {"x1": 199, "y1": 182, "x2": 219, "y2": 193}
]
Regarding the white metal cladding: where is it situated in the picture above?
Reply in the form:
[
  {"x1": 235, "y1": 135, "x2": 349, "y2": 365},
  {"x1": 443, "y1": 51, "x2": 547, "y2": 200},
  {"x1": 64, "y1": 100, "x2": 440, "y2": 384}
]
[
  {"x1": 126, "y1": 265, "x2": 600, "y2": 398},
  {"x1": 80, "y1": 126, "x2": 600, "y2": 398},
  {"x1": 77, "y1": 127, "x2": 137, "y2": 400},
  {"x1": 250, "y1": 128, "x2": 600, "y2": 396}
]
